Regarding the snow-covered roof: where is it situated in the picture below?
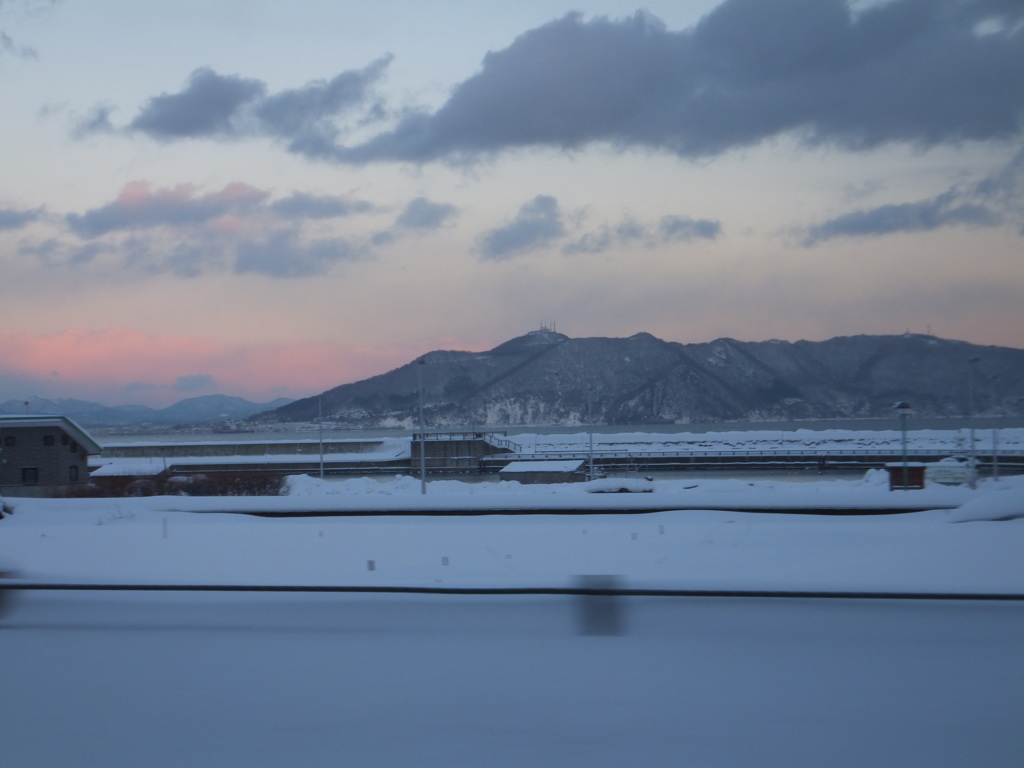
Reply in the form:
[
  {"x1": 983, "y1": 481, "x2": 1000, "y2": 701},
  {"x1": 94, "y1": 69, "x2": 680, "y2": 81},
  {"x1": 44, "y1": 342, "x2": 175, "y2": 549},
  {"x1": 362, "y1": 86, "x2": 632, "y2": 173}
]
[
  {"x1": 0, "y1": 414, "x2": 102, "y2": 454},
  {"x1": 500, "y1": 460, "x2": 585, "y2": 473}
]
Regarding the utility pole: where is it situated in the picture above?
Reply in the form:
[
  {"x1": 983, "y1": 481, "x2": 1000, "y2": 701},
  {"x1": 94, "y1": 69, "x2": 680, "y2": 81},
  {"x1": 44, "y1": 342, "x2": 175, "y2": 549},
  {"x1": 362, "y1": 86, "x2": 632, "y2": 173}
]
[
  {"x1": 968, "y1": 357, "x2": 980, "y2": 489},
  {"x1": 417, "y1": 359, "x2": 427, "y2": 495},
  {"x1": 990, "y1": 374, "x2": 1000, "y2": 481},
  {"x1": 318, "y1": 395, "x2": 324, "y2": 480},
  {"x1": 895, "y1": 401, "x2": 912, "y2": 490}
]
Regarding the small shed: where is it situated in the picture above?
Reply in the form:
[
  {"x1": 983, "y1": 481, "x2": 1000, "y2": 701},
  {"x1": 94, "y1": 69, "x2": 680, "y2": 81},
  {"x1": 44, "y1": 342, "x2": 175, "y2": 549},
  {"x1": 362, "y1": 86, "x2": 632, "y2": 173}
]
[
  {"x1": 0, "y1": 414, "x2": 101, "y2": 496},
  {"x1": 884, "y1": 462, "x2": 926, "y2": 491},
  {"x1": 499, "y1": 459, "x2": 585, "y2": 484}
]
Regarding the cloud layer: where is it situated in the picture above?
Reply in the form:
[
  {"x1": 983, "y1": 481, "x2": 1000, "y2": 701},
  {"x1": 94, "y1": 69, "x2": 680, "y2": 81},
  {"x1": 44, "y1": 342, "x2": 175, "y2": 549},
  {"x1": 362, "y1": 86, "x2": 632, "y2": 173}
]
[
  {"x1": 804, "y1": 147, "x2": 1024, "y2": 244},
  {"x1": 0, "y1": 206, "x2": 43, "y2": 230},
  {"x1": 9, "y1": 181, "x2": 462, "y2": 279},
  {"x1": 88, "y1": 1, "x2": 1024, "y2": 165},
  {"x1": 80, "y1": 57, "x2": 392, "y2": 158}
]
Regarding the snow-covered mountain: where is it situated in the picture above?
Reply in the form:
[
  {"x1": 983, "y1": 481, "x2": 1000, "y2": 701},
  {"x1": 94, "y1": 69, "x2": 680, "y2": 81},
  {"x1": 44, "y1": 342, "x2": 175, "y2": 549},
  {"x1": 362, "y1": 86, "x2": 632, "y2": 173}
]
[
  {"x1": 254, "y1": 331, "x2": 1024, "y2": 427},
  {"x1": 1, "y1": 394, "x2": 294, "y2": 428}
]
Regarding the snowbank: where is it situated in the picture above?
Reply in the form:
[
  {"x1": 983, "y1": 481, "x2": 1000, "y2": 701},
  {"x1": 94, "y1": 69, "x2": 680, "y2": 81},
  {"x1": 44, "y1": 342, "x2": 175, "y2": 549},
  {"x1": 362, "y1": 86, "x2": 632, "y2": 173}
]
[{"x1": 948, "y1": 476, "x2": 1024, "y2": 522}]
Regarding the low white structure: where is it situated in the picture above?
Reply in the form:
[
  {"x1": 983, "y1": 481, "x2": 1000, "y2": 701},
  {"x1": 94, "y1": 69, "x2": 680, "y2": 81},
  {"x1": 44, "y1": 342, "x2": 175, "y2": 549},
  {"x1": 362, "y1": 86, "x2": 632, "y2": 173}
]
[
  {"x1": 499, "y1": 459, "x2": 585, "y2": 484},
  {"x1": 925, "y1": 456, "x2": 975, "y2": 486}
]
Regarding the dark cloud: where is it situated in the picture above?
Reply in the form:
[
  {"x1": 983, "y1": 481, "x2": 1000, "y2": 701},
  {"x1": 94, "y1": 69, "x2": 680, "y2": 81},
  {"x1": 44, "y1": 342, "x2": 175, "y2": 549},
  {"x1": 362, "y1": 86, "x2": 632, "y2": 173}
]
[
  {"x1": 173, "y1": 374, "x2": 217, "y2": 393},
  {"x1": 27, "y1": 182, "x2": 384, "y2": 278},
  {"x1": 67, "y1": 183, "x2": 378, "y2": 238},
  {"x1": 336, "y1": 1, "x2": 1024, "y2": 164},
  {"x1": 233, "y1": 231, "x2": 361, "y2": 278},
  {"x1": 16, "y1": 237, "x2": 61, "y2": 263},
  {"x1": 71, "y1": 104, "x2": 116, "y2": 138},
  {"x1": 978, "y1": 147, "x2": 1024, "y2": 234},
  {"x1": 129, "y1": 68, "x2": 265, "y2": 139},
  {"x1": 395, "y1": 197, "x2": 458, "y2": 230},
  {"x1": 270, "y1": 192, "x2": 373, "y2": 219},
  {"x1": 66, "y1": 182, "x2": 269, "y2": 237},
  {"x1": 804, "y1": 148, "x2": 1024, "y2": 244},
  {"x1": 803, "y1": 190, "x2": 1003, "y2": 245},
  {"x1": 254, "y1": 57, "x2": 392, "y2": 159},
  {"x1": 659, "y1": 215, "x2": 722, "y2": 242},
  {"x1": 478, "y1": 195, "x2": 565, "y2": 260},
  {"x1": 136, "y1": 238, "x2": 228, "y2": 278},
  {"x1": 14, "y1": 237, "x2": 110, "y2": 270},
  {"x1": 563, "y1": 214, "x2": 720, "y2": 254},
  {"x1": 0, "y1": 0, "x2": 56, "y2": 61},
  {"x1": 1, "y1": 29, "x2": 34, "y2": 59},
  {"x1": 973, "y1": 146, "x2": 1024, "y2": 205},
  {"x1": 0, "y1": 206, "x2": 43, "y2": 230},
  {"x1": 562, "y1": 227, "x2": 616, "y2": 255},
  {"x1": 81, "y1": 1, "x2": 1024, "y2": 165},
  {"x1": 67, "y1": 241, "x2": 108, "y2": 266},
  {"x1": 89, "y1": 58, "x2": 391, "y2": 161}
]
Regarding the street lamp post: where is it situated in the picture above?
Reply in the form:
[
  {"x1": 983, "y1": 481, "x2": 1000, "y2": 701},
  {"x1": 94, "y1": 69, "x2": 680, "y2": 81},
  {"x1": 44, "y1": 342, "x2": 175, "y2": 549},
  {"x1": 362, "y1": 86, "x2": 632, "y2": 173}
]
[
  {"x1": 990, "y1": 374, "x2": 1000, "y2": 481},
  {"x1": 968, "y1": 357, "x2": 981, "y2": 489},
  {"x1": 318, "y1": 395, "x2": 324, "y2": 480},
  {"x1": 417, "y1": 359, "x2": 427, "y2": 495},
  {"x1": 894, "y1": 401, "x2": 913, "y2": 490}
]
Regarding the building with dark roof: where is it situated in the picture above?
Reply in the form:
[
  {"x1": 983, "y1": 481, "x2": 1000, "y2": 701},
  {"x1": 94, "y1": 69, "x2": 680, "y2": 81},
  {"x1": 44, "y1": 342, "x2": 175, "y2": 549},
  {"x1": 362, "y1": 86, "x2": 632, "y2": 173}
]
[{"x1": 0, "y1": 415, "x2": 101, "y2": 497}]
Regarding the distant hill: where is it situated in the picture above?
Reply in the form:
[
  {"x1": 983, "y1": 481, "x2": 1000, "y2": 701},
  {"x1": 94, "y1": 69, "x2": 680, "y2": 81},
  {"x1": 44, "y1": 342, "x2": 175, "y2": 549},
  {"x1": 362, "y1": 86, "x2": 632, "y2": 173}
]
[
  {"x1": 1, "y1": 394, "x2": 294, "y2": 428},
  {"x1": 253, "y1": 331, "x2": 1024, "y2": 427}
]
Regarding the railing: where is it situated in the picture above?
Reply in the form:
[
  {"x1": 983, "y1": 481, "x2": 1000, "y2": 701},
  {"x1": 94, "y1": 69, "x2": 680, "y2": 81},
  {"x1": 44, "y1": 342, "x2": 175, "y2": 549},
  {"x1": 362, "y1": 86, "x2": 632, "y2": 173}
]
[{"x1": 491, "y1": 448, "x2": 1022, "y2": 461}]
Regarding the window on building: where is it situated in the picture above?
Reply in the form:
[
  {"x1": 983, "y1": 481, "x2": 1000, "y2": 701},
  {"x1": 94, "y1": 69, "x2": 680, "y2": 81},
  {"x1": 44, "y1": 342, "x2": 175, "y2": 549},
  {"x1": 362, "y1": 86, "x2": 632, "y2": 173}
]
[
  {"x1": 44, "y1": 435, "x2": 55, "y2": 446},
  {"x1": 61, "y1": 434, "x2": 69, "y2": 445},
  {"x1": 22, "y1": 467, "x2": 39, "y2": 485},
  {"x1": 3, "y1": 435, "x2": 14, "y2": 447},
  {"x1": 70, "y1": 441, "x2": 78, "y2": 453},
  {"x1": 69, "y1": 465, "x2": 79, "y2": 482}
]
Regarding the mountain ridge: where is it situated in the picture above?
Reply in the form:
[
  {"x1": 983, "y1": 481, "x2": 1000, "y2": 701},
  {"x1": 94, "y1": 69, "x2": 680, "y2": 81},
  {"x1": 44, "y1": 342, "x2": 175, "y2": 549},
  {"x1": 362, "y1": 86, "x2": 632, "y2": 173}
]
[
  {"x1": 257, "y1": 331, "x2": 1024, "y2": 427},
  {"x1": 5, "y1": 332, "x2": 1021, "y2": 429},
  {"x1": 0, "y1": 394, "x2": 295, "y2": 428}
]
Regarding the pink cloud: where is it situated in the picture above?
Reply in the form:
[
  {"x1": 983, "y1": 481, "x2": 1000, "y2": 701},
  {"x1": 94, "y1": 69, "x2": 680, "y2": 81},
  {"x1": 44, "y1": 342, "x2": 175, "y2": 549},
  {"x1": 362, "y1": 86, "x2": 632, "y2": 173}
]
[
  {"x1": 114, "y1": 180, "x2": 265, "y2": 210},
  {"x1": 0, "y1": 328, "x2": 464, "y2": 407}
]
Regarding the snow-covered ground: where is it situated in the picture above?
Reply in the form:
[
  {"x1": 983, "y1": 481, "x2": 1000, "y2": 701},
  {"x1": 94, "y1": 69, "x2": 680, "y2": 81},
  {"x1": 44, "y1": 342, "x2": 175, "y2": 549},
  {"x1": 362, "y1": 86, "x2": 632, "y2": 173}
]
[
  {"x1": 3, "y1": 441, "x2": 1023, "y2": 767},
  {"x1": 3, "y1": 590, "x2": 1021, "y2": 768},
  {"x1": 2, "y1": 471, "x2": 1022, "y2": 592}
]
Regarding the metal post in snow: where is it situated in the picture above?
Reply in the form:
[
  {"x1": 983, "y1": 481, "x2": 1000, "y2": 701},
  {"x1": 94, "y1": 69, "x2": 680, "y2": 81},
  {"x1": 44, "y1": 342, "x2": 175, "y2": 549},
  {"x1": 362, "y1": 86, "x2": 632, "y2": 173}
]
[
  {"x1": 990, "y1": 375, "x2": 999, "y2": 481},
  {"x1": 318, "y1": 395, "x2": 324, "y2": 480},
  {"x1": 968, "y1": 357, "x2": 980, "y2": 489},
  {"x1": 418, "y1": 358, "x2": 427, "y2": 495},
  {"x1": 992, "y1": 425, "x2": 999, "y2": 481},
  {"x1": 894, "y1": 401, "x2": 912, "y2": 490}
]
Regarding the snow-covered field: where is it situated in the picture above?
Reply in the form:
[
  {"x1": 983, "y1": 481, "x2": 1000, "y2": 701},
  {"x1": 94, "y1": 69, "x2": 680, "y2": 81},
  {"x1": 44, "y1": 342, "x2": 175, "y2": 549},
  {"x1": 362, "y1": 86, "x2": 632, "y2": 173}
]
[
  {"x1": 1, "y1": 471, "x2": 1022, "y2": 591},
  {"x1": 2, "y1": 440, "x2": 1023, "y2": 767}
]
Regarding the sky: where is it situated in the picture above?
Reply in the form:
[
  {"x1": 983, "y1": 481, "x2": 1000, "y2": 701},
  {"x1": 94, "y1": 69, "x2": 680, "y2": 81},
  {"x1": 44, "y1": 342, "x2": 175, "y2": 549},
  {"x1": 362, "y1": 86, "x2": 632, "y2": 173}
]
[{"x1": 1, "y1": 0, "x2": 1022, "y2": 408}]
